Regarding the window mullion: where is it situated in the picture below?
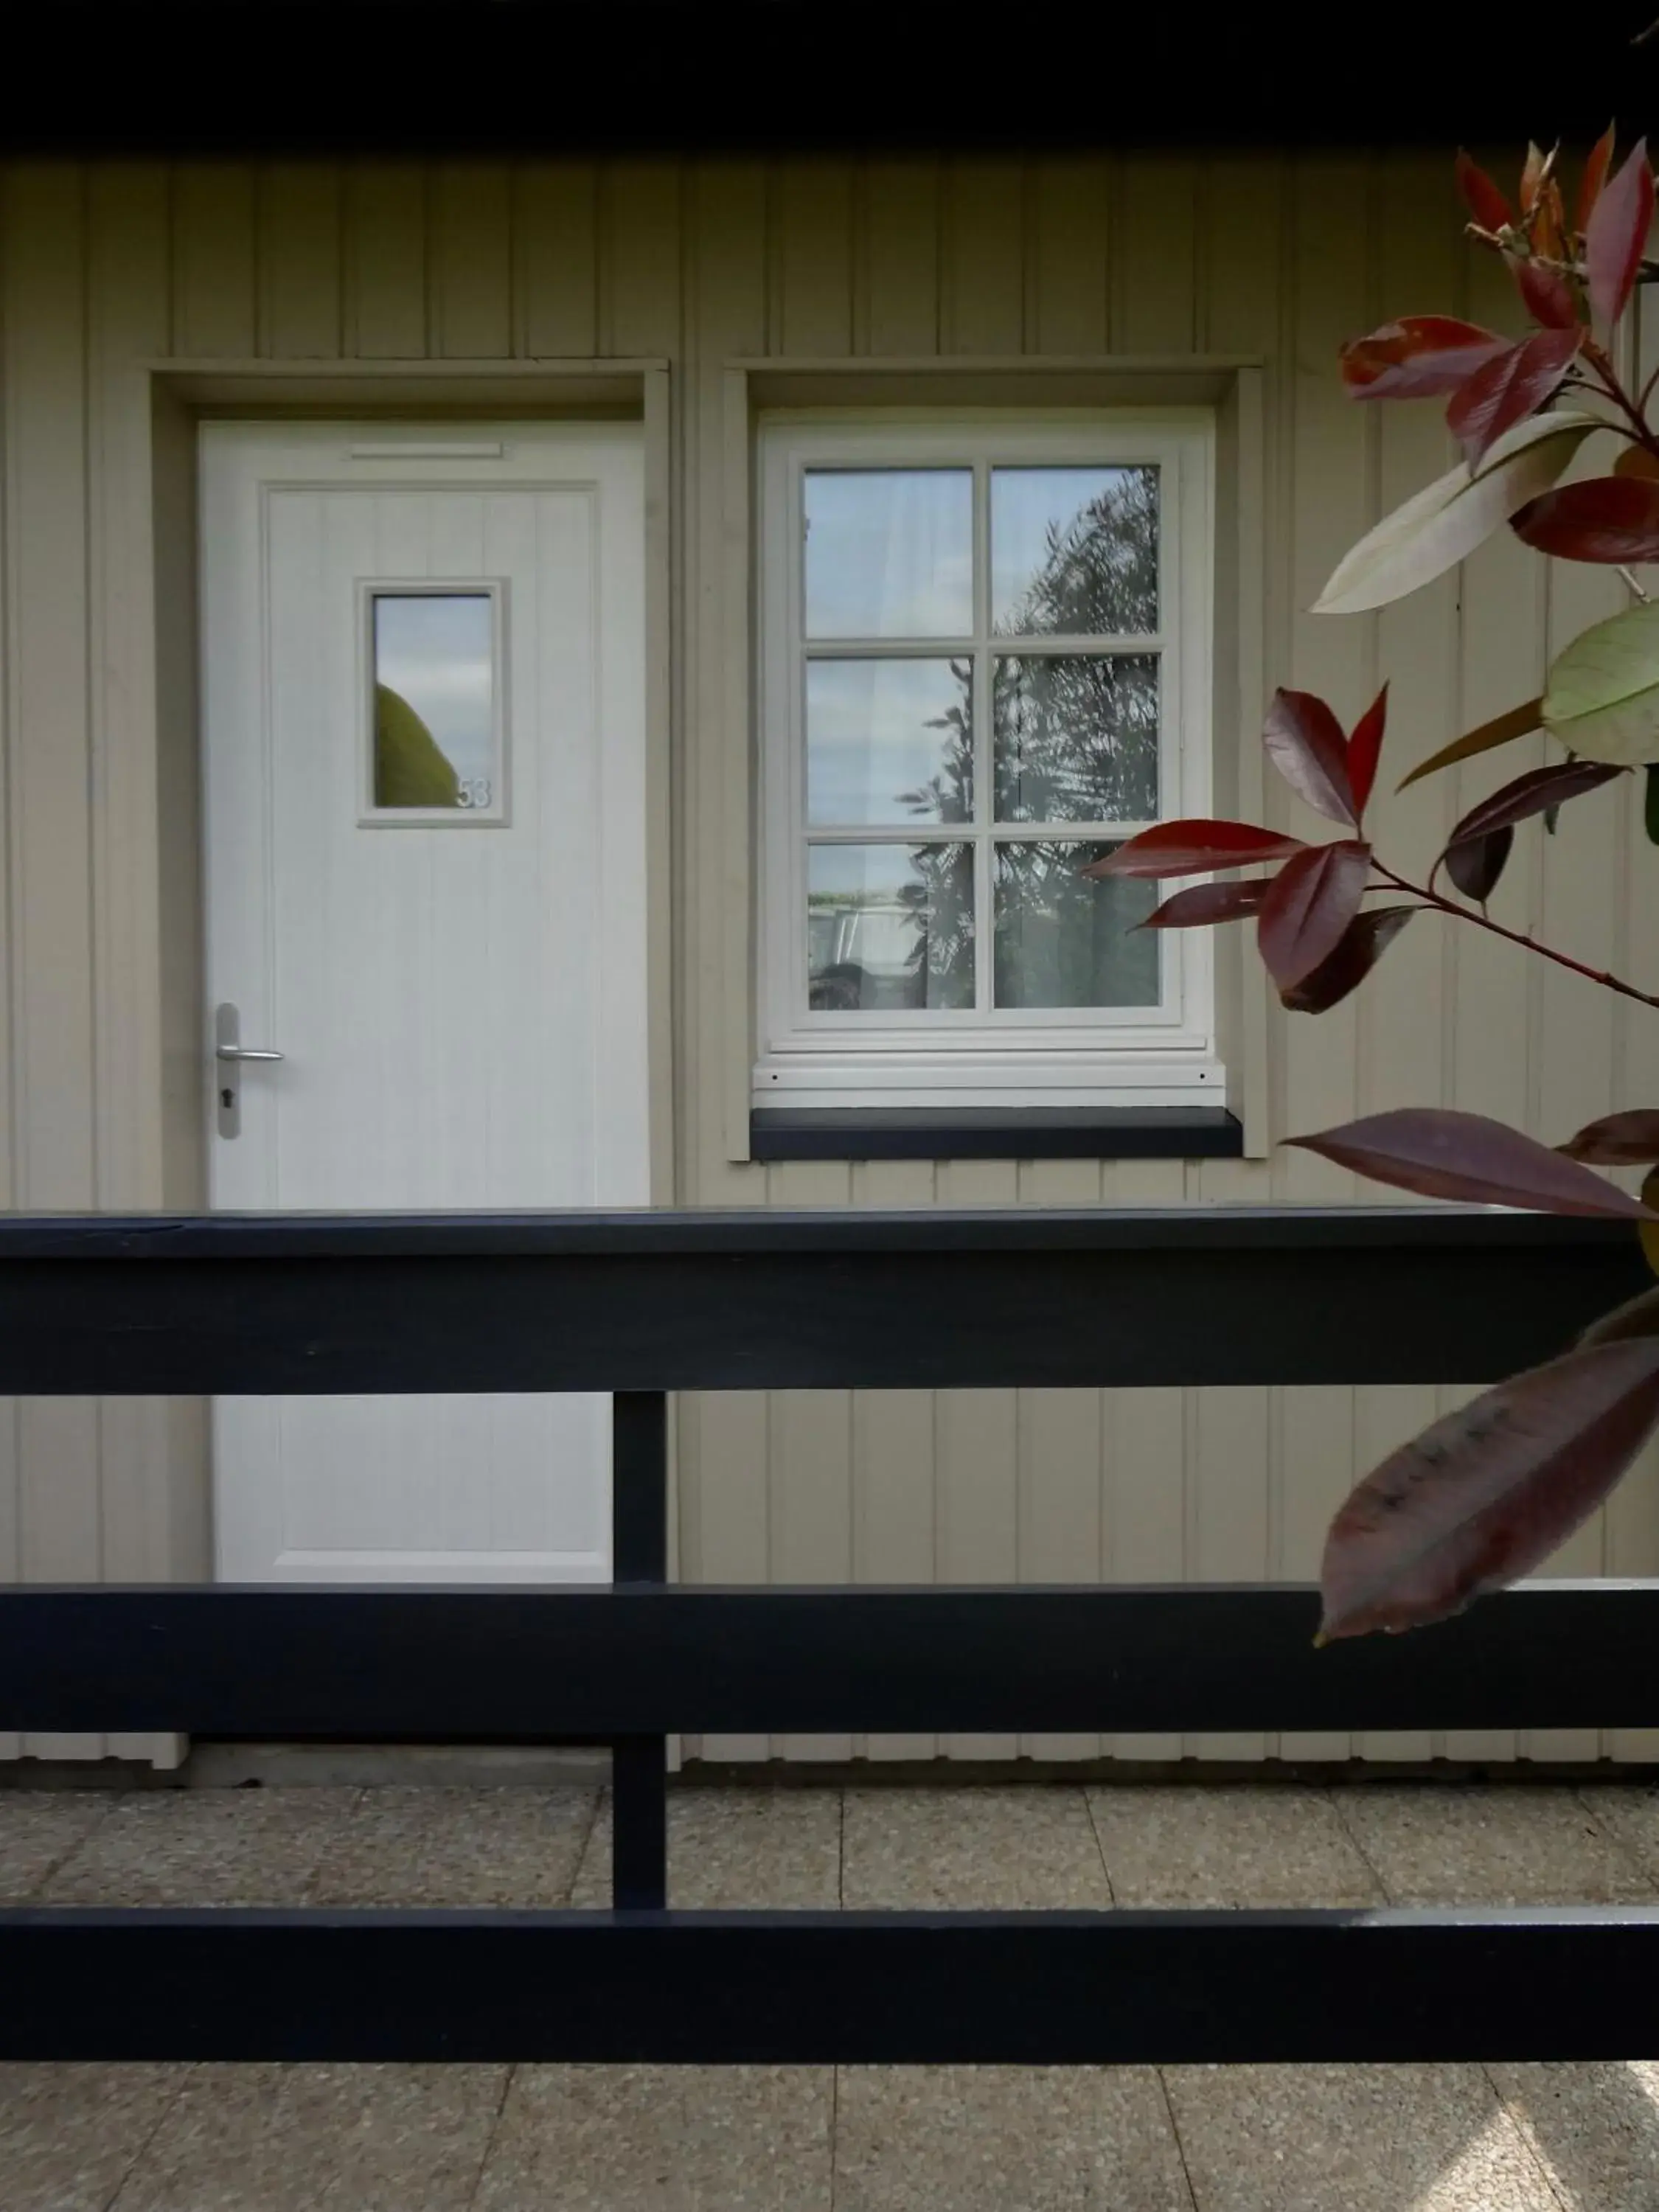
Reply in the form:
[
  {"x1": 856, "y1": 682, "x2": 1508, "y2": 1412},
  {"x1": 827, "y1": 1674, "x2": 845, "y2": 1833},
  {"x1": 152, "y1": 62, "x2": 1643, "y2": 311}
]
[
  {"x1": 792, "y1": 465, "x2": 810, "y2": 1034},
  {"x1": 974, "y1": 726, "x2": 992, "y2": 1015},
  {"x1": 973, "y1": 456, "x2": 993, "y2": 1018},
  {"x1": 807, "y1": 826, "x2": 962, "y2": 842}
]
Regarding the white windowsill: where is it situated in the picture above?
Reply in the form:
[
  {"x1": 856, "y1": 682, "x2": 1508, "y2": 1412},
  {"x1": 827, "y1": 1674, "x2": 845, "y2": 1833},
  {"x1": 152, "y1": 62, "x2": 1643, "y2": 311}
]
[{"x1": 752, "y1": 1053, "x2": 1228, "y2": 1113}]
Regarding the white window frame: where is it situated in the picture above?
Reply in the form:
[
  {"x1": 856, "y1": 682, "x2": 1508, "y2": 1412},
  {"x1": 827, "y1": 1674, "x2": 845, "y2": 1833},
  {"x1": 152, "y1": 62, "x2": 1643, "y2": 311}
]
[{"x1": 754, "y1": 408, "x2": 1220, "y2": 1111}]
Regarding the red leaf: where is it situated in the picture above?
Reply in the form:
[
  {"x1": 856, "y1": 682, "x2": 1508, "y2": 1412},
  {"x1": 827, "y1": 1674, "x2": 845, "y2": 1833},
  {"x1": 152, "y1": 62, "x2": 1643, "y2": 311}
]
[
  {"x1": 1513, "y1": 254, "x2": 1582, "y2": 331},
  {"x1": 1279, "y1": 905, "x2": 1415, "y2": 1014},
  {"x1": 1586, "y1": 138, "x2": 1654, "y2": 329},
  {"x1": 1614, "y1": 444, "x2": 1659, "y2": 482},
  {"x1": 1081, "y1": 821, "x2": 1307, "y2": 880},
  {"x1": 1511, "y1": 476, "x2": 1659, "y2": 562},
  {"x1": 1262, "y1": 689, "x2": 1357, "y2": 825},
  {"x1": 1340, "y1": 315, "x2": 1509, "y2": 400},
  {"x1": 1256, "y1": 841, "x2": 1371, "y2": 991},
  {"x1": 1444, "y1": 826, "x2": 1514, "y2": 903},
  {"x1": 1138, "y1": 880, "x2": 1271, "y2": 929},
  {"x1": 1578, "y1": 123, "x2": 1616, "y2": 235},
  {"x1": 1456, "y1": 150, "x2": 1512, "y2": 233},
  {"x1": 1557, "y1": 1109, "x2": 1659, "y2": 1165},
  {"x1": 1318, "y1": 1336, "x2": 1659, "y2": 1640},
  {"x1": 1346, "y1": 685, "x2": 1388, "y2": 820},
  {"x1": 1284, "y1": 1106, "x2": 1658, "y2": 1217},
  {"x1": 1444, "y1": 759, "x2": 1621, "y2": 848},
  {"x1": 1445, "y1": 329, "x2": 1583, "y2": 467}
]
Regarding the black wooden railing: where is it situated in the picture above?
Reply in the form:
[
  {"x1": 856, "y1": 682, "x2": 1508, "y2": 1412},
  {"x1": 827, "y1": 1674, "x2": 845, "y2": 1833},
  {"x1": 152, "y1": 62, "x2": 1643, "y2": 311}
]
[{"x1": 4, "y1": 1206, "x2": 1659, "y2": 2064}]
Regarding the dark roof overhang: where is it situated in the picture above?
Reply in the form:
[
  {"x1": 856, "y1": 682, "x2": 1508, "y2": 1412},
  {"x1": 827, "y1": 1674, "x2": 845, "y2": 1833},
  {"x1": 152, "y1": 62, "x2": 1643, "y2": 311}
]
[{"x1": 10, "y1": 3, "x2": 1659, "y2": 157}]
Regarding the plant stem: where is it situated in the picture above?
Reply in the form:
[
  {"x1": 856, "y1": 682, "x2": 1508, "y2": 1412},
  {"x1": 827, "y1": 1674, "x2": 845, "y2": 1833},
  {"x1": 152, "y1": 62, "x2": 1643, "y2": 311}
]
[
  {"x1": 1371, "y1": 860, "x2": 1659, "y2": 1012},
  {"x1": 1580, "y1": 346, "x2": 1659, "y2": 456}
]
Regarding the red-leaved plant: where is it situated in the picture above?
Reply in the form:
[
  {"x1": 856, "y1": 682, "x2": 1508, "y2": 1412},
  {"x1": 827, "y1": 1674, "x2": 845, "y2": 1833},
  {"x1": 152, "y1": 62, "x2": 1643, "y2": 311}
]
[{"x1": 1088, "y1": 130, "x2": 1659, "y2": 1644}]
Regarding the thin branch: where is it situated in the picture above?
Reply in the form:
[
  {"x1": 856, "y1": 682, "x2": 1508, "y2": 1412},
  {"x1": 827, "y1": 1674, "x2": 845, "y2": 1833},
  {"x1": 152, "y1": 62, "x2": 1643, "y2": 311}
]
[
  {"x1": 1371, "y1": 861, "x2": 1659, "y2": 1012},
  {"x1": 1557, "y1": 380, "x2": 1651, "y2": 447},
  {"x1": 1579, "y1": 344, "x2": 1659, "y2": 453}
]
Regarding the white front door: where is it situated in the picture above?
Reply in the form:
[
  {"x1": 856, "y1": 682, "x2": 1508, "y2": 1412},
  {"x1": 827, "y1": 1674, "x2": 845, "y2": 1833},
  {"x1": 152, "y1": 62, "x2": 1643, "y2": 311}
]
[{"x1": 201, "y1": 422, "x2": 647, "y2": 1582}]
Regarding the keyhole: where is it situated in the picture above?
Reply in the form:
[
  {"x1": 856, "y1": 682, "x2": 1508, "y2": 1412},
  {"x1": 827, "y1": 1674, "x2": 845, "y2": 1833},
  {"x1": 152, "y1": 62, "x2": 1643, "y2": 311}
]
[{"x1": 220, "y1": 1087, "x2": 234, "y2": 1110}]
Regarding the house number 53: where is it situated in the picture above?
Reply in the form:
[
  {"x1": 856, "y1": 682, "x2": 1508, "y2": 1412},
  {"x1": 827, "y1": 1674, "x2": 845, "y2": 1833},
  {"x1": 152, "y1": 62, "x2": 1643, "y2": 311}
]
[{"x1": 456, "y1": 777, "x2": 493, "y2": 810}]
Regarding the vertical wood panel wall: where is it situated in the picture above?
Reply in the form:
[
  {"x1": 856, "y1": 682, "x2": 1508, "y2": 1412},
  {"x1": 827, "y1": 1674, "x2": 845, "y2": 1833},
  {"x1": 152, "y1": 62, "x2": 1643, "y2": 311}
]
[{"x1": 2, "y1": 151, "x2": 1653, "y2": 1765}]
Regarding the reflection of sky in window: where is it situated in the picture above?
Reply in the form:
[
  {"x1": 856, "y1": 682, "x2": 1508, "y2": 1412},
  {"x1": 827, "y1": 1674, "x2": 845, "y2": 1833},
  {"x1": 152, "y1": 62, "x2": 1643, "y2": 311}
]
[
  {"x1": 809, "y1": 841, "x2": 940, "y2": 903},
  {"x1": 374, "y1": 595, "x2": 494, "y2": 782},
  {"x1": 806, "y1": 659, "x2": 970, "y2": 824},
  {"x1": 804, "y1": 470, "x2": 973, "y2": 639},
  {"x1": 991, "y1": 467, "x2": 1155, "y2": 632}
]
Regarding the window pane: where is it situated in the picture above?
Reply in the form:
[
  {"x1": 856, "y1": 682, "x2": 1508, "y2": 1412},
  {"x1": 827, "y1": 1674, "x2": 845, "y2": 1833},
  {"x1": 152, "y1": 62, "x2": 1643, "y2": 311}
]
[
  {"x1": 807, "y1": 844, "x2": 975, "y2": 1011},
  {"x1": 372, "y1": 593, "x2": 495, "y2": 811},
  {"x1": 991, "y1": 466, "x2": 1159, "y2": 636},
  {"x1": 807, "y1": 658, "x2": 973, "y2": 825},
  {"x1": 995, "y1": 841, "x2": 1159, "y2": 1009},
  {"x1": 993, "y1": 653, "x2": 1159, "y2": 824},
  {"x1": 804, "y1": 470, "x2": 973, "y2": 639}
]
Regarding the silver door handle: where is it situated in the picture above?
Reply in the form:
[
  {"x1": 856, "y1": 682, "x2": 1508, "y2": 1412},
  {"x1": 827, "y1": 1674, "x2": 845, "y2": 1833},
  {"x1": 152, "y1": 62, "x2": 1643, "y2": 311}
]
[
  {"x1": 214, "y1": 1003, "x2": 282, "y2": 1064},
  {"x1": 214, "y1": 1005, "x2": 281, "y2": 1141}
]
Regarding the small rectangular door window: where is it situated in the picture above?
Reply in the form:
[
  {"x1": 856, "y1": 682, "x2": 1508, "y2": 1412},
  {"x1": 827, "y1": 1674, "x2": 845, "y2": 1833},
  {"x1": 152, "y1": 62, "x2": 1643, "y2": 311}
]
[{"x1": 366, "y1": 584, "x2": 507, "y2": 821}]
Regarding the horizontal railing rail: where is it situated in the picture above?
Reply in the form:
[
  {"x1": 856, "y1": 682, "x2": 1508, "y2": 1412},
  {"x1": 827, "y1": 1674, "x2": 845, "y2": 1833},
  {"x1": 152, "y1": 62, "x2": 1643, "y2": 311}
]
[
  {"x1": 10, "y1": 1583, "x2": 1659, "y2": 1740},
  {"x1": 0, "y1": 1206, "x2": 1645, "y2": 1392},
  {"x1": 13, "y1": 1907, "x2": 1659, "y2": 2066},
  {"x1": 3, "y1": 1206, "x2": 1656, "y2": 2066}
]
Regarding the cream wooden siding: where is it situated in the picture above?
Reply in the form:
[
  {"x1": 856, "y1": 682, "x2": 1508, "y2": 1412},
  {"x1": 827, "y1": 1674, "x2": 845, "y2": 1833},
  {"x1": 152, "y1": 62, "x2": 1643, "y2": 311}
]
[{"x1": 1, "y1": 153, "x2": 1655, "y2": 1767}]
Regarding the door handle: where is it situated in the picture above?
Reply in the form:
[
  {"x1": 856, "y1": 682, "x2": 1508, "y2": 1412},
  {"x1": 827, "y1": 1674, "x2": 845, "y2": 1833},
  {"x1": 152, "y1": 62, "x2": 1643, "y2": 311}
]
[{"x1": 213, "y1": 1004, "x2": 281, "y2": 1138}]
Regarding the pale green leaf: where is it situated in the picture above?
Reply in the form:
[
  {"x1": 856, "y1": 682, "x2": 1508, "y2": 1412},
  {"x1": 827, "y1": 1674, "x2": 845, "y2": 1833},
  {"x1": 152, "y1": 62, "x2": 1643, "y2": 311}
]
[
  {"x1": 1543, "y1": 600, "x2": 1659, "y2": 765},
  {"x1": 1313, "y1": 411, "x2": 1602, "y2": 617}
]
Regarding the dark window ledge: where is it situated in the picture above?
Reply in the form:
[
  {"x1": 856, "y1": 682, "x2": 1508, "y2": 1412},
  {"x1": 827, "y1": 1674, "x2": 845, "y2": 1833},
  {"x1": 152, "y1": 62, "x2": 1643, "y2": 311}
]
[{"x1": 749, "y1": 1107, "x2": 1244, "y2": 1163}]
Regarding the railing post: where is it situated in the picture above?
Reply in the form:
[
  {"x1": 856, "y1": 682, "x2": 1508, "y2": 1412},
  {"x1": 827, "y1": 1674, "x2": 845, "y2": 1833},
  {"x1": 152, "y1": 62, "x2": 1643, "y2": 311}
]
[{"x1": 611, "y1": 1391, "x2": 668, "y2": 1910}]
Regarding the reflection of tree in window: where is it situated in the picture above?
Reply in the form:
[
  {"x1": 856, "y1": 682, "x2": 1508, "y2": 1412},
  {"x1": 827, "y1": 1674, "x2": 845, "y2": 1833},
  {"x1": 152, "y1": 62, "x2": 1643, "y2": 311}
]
[
  {"x1": 994, "y1": 469, "x2": 1161, "y2": 824},
  {"x1": 893, "y1": 843, "x2": 975, "y2": 1009},
  {"x1": 375, "y1": 683, "x2": 460, "y2": 807},
  {"x1": 894, "y1": 655, "x2": 973, "y2": 824},
  {"x1": 813, "y1": 469, "x2": 1163, "y2": 1012},
  {"x1": 995, "y1": 842, "x2": 1158, "y2": 1009},
  {"x1": 893, "y1": 476, "x2": 1164, "y2": 832},
  {"x1": 834, "y1": 658, "x2": 973, "y2": 1010},
  {"x1": 994, "y1": 654, "x2": 1158, "y2": 824},
  {"x1": 1001, "y1": 467, "x2": 1159, "y2": 637}
]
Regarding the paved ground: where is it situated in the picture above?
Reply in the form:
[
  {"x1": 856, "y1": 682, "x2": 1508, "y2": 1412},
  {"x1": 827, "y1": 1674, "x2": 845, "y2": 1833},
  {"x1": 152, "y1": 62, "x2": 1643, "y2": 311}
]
[{"x1": 7, "y1": 1777, "x2": 1659, "y2": 2208}]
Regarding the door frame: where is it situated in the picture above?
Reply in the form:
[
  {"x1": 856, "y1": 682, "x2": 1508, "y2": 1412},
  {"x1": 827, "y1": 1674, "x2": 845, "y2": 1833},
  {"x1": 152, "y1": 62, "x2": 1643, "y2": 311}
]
[{"x1": 139, "y1": 358, "x2": 677, "y2": 1587}]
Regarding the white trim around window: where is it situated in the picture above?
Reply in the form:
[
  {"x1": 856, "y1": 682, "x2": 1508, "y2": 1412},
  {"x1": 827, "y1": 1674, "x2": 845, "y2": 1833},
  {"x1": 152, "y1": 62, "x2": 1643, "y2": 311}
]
[{"x1": 754, "y1": 410, "x2": 1220, "y2": 1112}]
